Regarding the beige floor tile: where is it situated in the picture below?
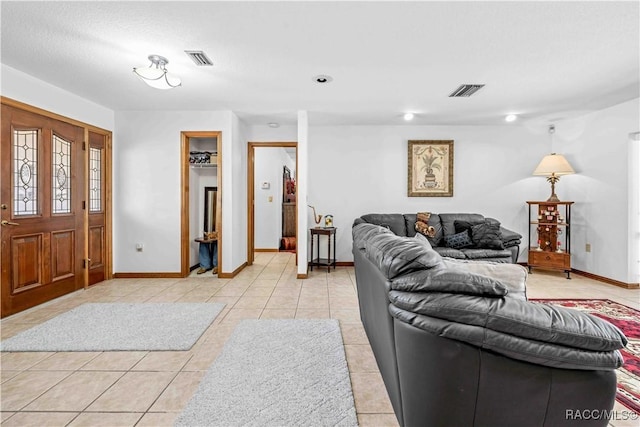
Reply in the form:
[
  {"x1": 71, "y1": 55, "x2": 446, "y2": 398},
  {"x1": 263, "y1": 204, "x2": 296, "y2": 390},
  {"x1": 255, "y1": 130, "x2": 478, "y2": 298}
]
[
  {"x1": 250, "y1": 279, "x2": 279, "y2": 288},
  {"x1": 1, "y1": 370, "x2": 70, "y2": 410},
  {"x1": 215, "y1": 286, "x2": 249, "y2": 297},
  {"x1": 344, "y1": 344, "x2": 379, "y2": 373},
  {"x1": 132, "y1": 351, "x2": 192, "y2": 371},
  {"x1": 260, "y1": 309, "x2": 296, "y2": 319},
  {"x1": 0, "y1": 352, "x2": 54, "y2": 371},
  {"x1": 144, "y1": 294, "x2": 183, "y2": 303},
  {"x1": 136, "y1": 412, "x2": 179, "y2": 427},
  {"x1": 149, "y1": 371, "x2": 205, "y2": 411},
  {"x1": 297, "y1": 296, "x2": 329, "y2": 309},
  {"x1": 350, "y1": 372, "x2": 394, "y2": 414},
  {"x1": 66, "y1": 412, "x2": 142, "y2": 427},
  {"x1": 243, "y1": 287, "x2": 275, "y2": 296},
  {"x1": 233, "y1": 295, "x2": 270, "y2": 309},
  {"x1": 222, "y1": 308, "x2": 263, "y2": 320},
  {"x1": 0, "y1": 370, "x2": 20, "y2": 384},
  {"x1": 0, "y1": 323, "x2": 34, "y2": 339},
  {"x1": 1, "y1": 412, "x2": 15, "y2": 422},
  {"x1": 86, "y1": 371, "x2": 176, "y2": 412},
  {"x1": 1, "y1": 411, "x2": 78, "y2": 426},
  {"x1": 295, "y1": 308, "x2": 330, "y2": 319},
  {"x1": 341, "y1": 323, "x2": 369, "y2": 345},
  {"x1": 206, "y1": 295, "x2": 240, "y2": 307},
  {"x1": 24, "y1": 371, "x2": 123, "y2": 411},
  {"x1": 30, "y1": 352, "x2": 100, "y2": 371},
  {"x1": 265, "y1": 295, "x2": 300, "y2": 309},
  {"x1": 358, "y1": 413, "x2": 400, "y2": 427},
  {"x1": 330, "y1": 308, "x2": 361, "y2": 323},
  {"x1": 80, "y1": 351, "x2": 147, "y2": 371}
]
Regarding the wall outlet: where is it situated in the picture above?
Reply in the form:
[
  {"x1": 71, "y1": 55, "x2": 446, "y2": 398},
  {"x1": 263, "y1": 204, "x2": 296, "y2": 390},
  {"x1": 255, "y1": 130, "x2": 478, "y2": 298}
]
[
  {"x1": 585, "y1": 243, "x2": 591, "y2": 253},
  {"x1": 136, "y1": 243, "x2": 143, "y2": 252}
]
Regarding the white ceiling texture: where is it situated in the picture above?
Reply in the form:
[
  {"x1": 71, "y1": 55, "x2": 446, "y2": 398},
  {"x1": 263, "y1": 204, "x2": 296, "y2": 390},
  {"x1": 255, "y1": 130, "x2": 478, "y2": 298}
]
[{"x1": 1, "y1": 1, "x2": 638, "y2": 126}]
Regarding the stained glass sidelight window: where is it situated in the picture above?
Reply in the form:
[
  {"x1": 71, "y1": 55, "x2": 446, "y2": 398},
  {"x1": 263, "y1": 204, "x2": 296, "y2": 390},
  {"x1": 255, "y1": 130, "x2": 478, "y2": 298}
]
[
  {"x1": 52, "y1": 135, "x2": 72, "y2": 214},
  {"x1": 13, "y1": 129, "x2": 39, "y2": 216},
  {"x1": 89, "y1": 147, "x2": 102, "y2": 212}
]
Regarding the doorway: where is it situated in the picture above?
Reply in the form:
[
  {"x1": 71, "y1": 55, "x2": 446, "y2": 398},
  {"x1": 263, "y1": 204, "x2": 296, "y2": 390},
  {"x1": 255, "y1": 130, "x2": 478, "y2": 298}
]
[
  {"x1": 1, "y1": 100, "x2": 112, "y2": 318},
  {"x1": 180, "y1": 131, "x2": 222, "y2": 277},
  {"x1": 247, "y1": 142, "x2": 297, "y2": 266}
]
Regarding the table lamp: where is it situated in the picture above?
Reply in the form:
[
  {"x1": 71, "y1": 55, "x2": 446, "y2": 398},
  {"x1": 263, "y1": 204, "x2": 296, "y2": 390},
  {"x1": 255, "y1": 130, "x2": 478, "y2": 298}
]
[{"x1": 533, "y1": 153, "x2": 575, "y2": 202}]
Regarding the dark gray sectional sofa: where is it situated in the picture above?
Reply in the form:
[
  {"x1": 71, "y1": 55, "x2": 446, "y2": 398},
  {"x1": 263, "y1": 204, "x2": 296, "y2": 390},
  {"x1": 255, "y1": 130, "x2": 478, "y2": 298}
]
[
  {"x1": 352, "y1": 220, "x2": 626, "y2": 427},
  {"x1": 355, "y1": 212, "x2": 523, "y2": 263}
]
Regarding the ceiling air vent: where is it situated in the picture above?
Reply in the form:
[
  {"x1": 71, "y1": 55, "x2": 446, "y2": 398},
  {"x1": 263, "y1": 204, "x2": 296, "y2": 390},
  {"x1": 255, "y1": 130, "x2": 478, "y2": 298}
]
[
  {"x1": 448, "y1": 84, "x2": 485, "y2": 97},
  {"x1": 185, "y1": 50, "x2": 214, "y2": 66}
]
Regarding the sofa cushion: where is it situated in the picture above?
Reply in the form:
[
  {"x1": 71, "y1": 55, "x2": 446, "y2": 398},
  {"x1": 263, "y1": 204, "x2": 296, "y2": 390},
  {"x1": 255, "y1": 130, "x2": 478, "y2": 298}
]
[
  {"x1": 388, "y1": 291, "x2": 627, "y2": 352},
  {"x1": 500, "y1": 227, "x2": 523, "y2": 247},
  {"x1": 391, "y1": 267, "x2": 508, "y2": 297},
  {"x1": 389, "y1": 305, "x2": 624, "y2": 371},
  {"x1": 352, "y1": 223, "x2": 394, "y2": 251},
  {"x1": 471, "y1": 221, "x2": 504, "y2": 249},
  {"x1": 434, "y1": 247, "x2": 466, "y2": 259},
  {"x1": 360, "y1": 213, "x2": 407, "y2": 236},
  {"x1": 364, "y1": 233, "x2": 443, "y2": 279},
  {"x1": 460, "y1": 248, "x2": 512, "y2": 259},
  {"x1": 442, "y1": 259, "x2": 527, "y2": 299},
  {"x1": 444, "y1": 231, "x2": 474, "y2": 249}
]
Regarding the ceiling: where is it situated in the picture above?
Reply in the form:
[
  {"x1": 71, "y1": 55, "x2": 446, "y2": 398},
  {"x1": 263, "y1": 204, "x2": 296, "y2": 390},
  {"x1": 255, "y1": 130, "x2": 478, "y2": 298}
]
[{"x1": 1, "y1": 1, "x2": 638, "y2": 126}]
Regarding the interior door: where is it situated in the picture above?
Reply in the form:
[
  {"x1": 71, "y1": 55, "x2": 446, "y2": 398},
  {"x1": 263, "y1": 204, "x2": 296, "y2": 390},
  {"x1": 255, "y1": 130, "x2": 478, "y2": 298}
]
[
  {"x1": 1, "y1": 105, "x2": 85, "y2": 318},
  {"x1": 88, "y1": 130, "x2": 106, "y2": 285}
]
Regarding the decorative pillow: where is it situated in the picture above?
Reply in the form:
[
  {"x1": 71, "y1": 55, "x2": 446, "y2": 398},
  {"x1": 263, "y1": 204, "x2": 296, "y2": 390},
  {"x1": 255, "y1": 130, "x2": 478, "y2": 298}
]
[
  {"x1": 415, "y1": 211, "x2": 436, "y2": 238},
  {"x1": 471, "y1": 221, "x2": 504, "y2": 249},
  {"x1": 444, "y1": 230, "x2": 474, "y2": 249},
  {"x1": 413, "y1": 231, "x2": 433, "y2": 250},
  {"x1": 454, "y1": 220, "x2": 479, "y2": 235}
]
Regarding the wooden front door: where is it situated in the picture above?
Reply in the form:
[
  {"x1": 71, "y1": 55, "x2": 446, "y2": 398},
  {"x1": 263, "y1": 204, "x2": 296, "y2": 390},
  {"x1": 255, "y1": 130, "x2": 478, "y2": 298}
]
[
  {"x1": 88, "y1": 131, "x2": 107, "y2": 285},
  {"x1": 1, "y1": 105, "x2": 85, "y2": 317}
]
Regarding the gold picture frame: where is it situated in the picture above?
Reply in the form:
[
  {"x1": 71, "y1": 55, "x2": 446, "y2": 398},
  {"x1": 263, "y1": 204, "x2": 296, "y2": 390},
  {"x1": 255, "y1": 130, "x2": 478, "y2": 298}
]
[{"x1": 408, "y1": 140, "x2": 454, "y2": 197}]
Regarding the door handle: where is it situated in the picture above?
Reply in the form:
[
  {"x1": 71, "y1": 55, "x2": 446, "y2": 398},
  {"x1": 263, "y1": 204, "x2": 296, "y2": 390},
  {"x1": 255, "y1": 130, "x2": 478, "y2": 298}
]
[{"x1": 1, "y1": 220, "x2": 20, "y2": 226}]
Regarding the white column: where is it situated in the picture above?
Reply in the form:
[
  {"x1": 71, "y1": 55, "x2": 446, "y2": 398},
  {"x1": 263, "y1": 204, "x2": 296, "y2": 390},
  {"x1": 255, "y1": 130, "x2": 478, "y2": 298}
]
[{"x1": 297, "y1": 111, "x2": 309, "y2": 277}]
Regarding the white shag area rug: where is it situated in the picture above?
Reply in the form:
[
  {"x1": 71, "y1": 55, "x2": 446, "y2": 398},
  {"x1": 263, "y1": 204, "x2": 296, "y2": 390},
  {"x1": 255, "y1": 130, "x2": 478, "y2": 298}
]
[
  {"x1": 175, "y1": 319, "x2": 358, "y2": 427},
  {"x1": 0, "y1": 303, "x2": 225, "y2": 352}
]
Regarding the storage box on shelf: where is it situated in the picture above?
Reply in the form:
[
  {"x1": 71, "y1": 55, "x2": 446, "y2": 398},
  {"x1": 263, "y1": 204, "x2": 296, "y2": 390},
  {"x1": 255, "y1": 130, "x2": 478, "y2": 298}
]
[{"x1": 526, "y1": 201, "x2": 573, "y2": 278}]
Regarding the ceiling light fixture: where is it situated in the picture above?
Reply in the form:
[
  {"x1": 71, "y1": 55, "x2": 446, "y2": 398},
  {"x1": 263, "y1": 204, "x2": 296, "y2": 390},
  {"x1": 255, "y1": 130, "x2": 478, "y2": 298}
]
[
  {"x1": 133, "y1": 54, "x2": 181, "y2": 90},
  {"x1": 505, "y1": 114, "x2": 517, "y2": 122},
  {"x1": 313, "y1": 75, "x2": 333, "y2": 84},
  {"x1": 268, "y1": 122, "x2": 280, "y2": 128},
  {"x1": 404, "y1": 113, "x2": 415, "y2": 121}
]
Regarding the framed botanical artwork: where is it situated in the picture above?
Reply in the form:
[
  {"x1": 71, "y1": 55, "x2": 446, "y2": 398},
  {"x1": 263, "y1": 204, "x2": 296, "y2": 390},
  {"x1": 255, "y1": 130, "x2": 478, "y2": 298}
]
[{"x1": 408, "y1": 140, "x2": 454, "y2": 197}]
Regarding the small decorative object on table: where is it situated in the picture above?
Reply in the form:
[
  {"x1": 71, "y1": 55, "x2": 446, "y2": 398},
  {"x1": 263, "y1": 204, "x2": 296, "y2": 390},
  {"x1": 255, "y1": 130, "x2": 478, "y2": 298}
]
[
  {"x1": 308, "y1": 205, "x2": 323, "y2": 226},
  {"x1": 324, "y1": 215, "x2": 333, "y2": 228}
]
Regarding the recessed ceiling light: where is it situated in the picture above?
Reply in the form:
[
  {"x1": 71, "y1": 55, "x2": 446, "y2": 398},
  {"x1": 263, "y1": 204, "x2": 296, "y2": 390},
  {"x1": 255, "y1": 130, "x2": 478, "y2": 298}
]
[
  {"x1": 505, "y1": 114, "x2": 518, "y2": 122},
  {"x1": 313, "y1": 75, "x2": 333, "y2": 84},
  {"x1": 268, "y1": 122, "x2": 280, "y2": 128},
  {"x1": 404, "y1": 113, "x2": 415, "y2": 121}
]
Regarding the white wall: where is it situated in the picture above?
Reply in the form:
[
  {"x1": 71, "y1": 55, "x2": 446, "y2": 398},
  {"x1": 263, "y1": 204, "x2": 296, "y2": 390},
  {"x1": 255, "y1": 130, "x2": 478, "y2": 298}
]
[
  {"x1": 307, "y1": 125, "x2": 549, "y2": 263},
  {"x1": 114, "y1": 110, "x2": 234, "y2": 273},
  {"x1": 554, "y1": 98, "x2": 640, "y2": 283},
  {"x1": 1, "y1": 64, "x2": 114, "y2": 131},
  {"x1": 230, "y1": 114, "x2": 248, "y2": 271}
]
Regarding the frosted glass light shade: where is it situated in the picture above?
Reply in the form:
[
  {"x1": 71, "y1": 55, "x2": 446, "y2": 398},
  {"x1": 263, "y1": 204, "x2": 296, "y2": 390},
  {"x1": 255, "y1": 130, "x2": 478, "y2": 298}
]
[
  {"x1": 133, "y1": 55, "x2": 181, "y2": 90},
  {"x1": 533, "y1": 153, "x2": 575, "y2": 176}
]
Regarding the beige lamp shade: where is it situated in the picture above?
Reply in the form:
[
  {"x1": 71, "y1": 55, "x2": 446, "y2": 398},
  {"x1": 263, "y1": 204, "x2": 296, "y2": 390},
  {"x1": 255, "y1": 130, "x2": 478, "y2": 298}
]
[
  {"x1": 533, "y1": 153, "x2": 575, "y2": 176},
  {"x1": 533, "y1": 153, "x2": 575, "y2": 202}
]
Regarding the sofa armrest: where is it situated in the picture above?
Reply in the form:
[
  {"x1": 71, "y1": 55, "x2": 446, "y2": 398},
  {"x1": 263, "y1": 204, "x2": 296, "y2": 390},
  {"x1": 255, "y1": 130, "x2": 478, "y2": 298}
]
[{"x1": 499, "y1": 226, "x2": 522, "y2": 247}]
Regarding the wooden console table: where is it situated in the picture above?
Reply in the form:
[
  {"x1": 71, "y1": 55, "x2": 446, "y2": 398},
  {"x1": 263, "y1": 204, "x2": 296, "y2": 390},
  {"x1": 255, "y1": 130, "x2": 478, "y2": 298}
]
[{"x1": 309, "y1": 227, "x2": 336, "y2": 272}]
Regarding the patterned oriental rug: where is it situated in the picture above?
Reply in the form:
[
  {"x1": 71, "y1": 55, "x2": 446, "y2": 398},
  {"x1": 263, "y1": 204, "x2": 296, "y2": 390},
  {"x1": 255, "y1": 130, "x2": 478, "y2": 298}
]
[{"x1": 532, "y1": 299, "x2": 639, "y2": 413}]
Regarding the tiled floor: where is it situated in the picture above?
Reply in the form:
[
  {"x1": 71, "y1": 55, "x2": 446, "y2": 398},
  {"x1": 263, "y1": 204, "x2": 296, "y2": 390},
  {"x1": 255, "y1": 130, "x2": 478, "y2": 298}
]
[{"x1": 1, "y1": 252, "x2": 638, "y2": 427}]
